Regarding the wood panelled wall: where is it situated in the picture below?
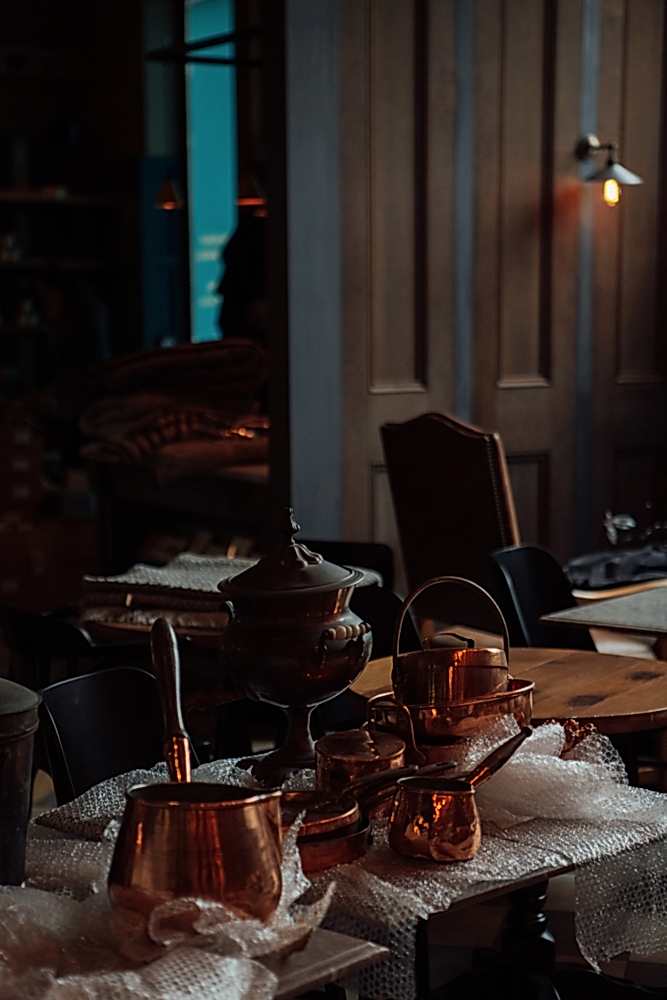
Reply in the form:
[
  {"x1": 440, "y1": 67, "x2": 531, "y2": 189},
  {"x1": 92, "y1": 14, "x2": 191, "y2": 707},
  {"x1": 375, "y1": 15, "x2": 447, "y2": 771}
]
[{"x1": 325, "y1": 0, "x2": 667, "y2": 565}]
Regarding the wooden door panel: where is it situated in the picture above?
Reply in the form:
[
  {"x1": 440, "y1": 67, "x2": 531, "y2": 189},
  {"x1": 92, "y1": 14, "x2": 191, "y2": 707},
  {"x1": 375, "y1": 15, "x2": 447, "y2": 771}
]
[
  {"x1": 341, "y1": 0, "x2": 456, "y2": 543},
  {"x1": 474, "y1": 0, "x2": 581, "y2": 558}
]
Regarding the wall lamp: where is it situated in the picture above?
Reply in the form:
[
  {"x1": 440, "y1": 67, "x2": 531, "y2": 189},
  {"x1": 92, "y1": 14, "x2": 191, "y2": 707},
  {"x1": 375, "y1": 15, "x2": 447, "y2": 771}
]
[
  {"x1": 155, "y1": 178, "x2": 184, "y2": 211},
  {"x1": 575, "y1": 134, "x2": 642, "y2": 208}
]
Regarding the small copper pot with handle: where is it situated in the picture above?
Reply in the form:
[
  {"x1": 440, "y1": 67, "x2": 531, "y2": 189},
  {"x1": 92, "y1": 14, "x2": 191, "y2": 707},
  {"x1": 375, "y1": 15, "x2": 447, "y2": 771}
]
[
  {"x1": 388, "y1": 727, "x2": 531, "y2": 863},
  {"x1": 108, "y1": 619, "x2": 283, "y2": 922},
  {"x1": 315, "y1": 727, "x2": 406, "y2": 795},
  {"x1": 392, "y1": 576, "x2": 511, "y2": 706}
]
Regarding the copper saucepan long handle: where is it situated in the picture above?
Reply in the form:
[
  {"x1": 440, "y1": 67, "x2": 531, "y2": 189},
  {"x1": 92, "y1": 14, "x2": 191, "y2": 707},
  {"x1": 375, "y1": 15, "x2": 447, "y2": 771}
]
[
  {"x1": 349, "y1": 760, "x2": 458, "y2": 810},
  {"x1": 150, "y1": 617, "x2": 192, "y2": 783},
  {"x1": 467, "y1": 727, "x2": 532, "y2": 789}
]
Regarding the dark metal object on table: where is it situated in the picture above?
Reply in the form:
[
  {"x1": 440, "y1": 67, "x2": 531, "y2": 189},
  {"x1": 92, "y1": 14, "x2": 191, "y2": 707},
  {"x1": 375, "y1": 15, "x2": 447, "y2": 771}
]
[
  {"x1": 150, "y1": 617, "x2": 192, "y2": 783},
  {"x1": 108, "y1": 781, "x2": 283, "y2": 920},
  {"x1": 392, "y1": 576, "x2": 511, "y2": 706},
  {"x1": 388, "y1": 727, "x2": 531, "y2": 862},
  {"x1": 0, "y1": 678, "x2": 40, "y2": 885},
  {"x1": 218, "y1": 508, "x2": 373, "y2": 784}
]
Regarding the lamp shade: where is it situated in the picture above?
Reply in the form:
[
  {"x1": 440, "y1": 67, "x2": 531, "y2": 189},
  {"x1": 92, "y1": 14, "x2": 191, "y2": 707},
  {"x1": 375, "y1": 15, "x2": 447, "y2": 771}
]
[
  {"x1": 155, "y1": 178, "x2": 184, "y2": 211},
  {"x1": 585, "y1": 158, "x2": 642, "y2": 186}
]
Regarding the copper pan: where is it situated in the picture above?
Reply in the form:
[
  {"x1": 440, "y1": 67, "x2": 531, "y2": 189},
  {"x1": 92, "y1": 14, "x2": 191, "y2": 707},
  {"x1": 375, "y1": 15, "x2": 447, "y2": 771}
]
[
  {"x1": 369, "y1": 677, "x2": 534, "y2": 746},
  {"x1": 392, "y1": 576, "x2": 511, "y2": 706},
  {"x1": 292, "y1": 760, "x2": 457, "y2": 874}
]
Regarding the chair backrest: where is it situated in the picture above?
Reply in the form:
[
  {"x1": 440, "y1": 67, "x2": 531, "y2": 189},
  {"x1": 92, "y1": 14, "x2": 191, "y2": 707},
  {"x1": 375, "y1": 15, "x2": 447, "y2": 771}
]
[
  {"x1": 39, "y1": 667, "x2": 165, "y2": 804},
  {"x1": 490, "y1": 545, "x2": 596, "y2": 650},
  {"x1": 381, "y1": 412, "x2": 520, "y2": 629}
]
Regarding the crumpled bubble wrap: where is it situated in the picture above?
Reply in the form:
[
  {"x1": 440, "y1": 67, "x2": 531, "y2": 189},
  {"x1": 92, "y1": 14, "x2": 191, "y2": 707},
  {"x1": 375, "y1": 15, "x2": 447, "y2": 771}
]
[
  {"x1": 29, "y1": 728, "x2": 667, "y2": 1000},
  {"x1": 307, "y1": 722, "x2": 667, "y2": 1000},
  {"x1": 8, "y1": 816, "x2": 333, "y2": 1000}
]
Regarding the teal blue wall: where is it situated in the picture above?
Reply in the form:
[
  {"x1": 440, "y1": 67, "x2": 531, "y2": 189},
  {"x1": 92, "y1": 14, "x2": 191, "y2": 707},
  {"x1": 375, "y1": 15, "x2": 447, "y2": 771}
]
[{"x1": 186, "y1": 0, "x2": 237, "y2": 343}]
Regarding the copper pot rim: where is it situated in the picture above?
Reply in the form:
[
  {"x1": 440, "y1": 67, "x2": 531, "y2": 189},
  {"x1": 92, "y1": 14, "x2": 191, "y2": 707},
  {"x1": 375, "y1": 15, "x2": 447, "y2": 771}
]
[
  {"x1": 281, "y1": 790, "x2": 360, "y2": 837},
  {"x1": 394, "y1": 647, "x2": 508, "y2": 669},
  {"x1": 315, "y1": 728, "x2": 406, "y2": 763},
  {"x1": 377, "y1": 677, "x2": 535, "y2": 712},
  {"x1": 126, "y1": 782, "x2": 282, "y2": 809}
]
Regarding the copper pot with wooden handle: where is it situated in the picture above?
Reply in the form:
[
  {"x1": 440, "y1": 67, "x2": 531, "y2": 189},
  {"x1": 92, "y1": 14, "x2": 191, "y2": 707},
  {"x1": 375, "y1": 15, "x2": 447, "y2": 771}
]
[{"x1": 108, "y1": 619, "x2": 283, "y2": 921}]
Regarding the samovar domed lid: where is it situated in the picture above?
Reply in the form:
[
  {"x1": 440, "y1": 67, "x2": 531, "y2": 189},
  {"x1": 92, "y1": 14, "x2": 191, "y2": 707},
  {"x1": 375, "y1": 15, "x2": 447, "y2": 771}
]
[{"x1": 217, "y1": 507, "x2": 365, "y2": 597}]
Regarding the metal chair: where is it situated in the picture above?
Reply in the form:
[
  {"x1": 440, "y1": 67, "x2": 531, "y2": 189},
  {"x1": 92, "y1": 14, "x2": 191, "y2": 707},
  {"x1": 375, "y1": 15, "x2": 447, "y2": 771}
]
[
  {"x1": 39, "y1": 666, "x2": 166, "y2": 804},
  {"x1": 490, "y1": 545, "x2": 596, "y2": 651}
]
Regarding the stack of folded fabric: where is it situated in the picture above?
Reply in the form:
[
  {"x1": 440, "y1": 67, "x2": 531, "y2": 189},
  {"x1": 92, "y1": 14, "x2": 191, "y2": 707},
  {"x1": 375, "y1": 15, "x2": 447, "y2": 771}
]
[
  {"x1": 81, "y1": 552, "x2": 257, "y2": 632},
  {"x1": 80, "y1": 338, "x2": 269, "y2": 480}
]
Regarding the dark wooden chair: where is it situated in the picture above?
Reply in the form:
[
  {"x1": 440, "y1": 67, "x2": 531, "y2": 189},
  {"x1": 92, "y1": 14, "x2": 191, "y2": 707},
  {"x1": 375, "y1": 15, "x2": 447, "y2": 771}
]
[
  {"x1": 381, "y1": 412, "x2": 520, "y2": 630},
  {"x1": 490, "y1": 545, "x2": 596, "y2": 651},
  {"x1": 39, "y1": 666, "x2": 166, "y2": 804}
]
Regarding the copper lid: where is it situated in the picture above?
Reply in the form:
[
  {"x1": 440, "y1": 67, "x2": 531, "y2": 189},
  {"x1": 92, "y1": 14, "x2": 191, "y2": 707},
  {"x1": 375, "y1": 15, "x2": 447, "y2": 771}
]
[
  {"x1": 218, "y1": 508, "x2": 365, "y2": 597},
  {"x1": 316, "y1": 727, "x2": 405, "y2": 763}
]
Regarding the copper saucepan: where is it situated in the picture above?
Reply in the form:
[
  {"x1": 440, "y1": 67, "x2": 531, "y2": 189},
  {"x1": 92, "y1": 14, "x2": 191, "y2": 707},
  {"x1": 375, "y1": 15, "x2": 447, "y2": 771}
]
[
  {"x1": 388, "y1": 727, "x2": 532, "y2": 863},
  {"x1": 285, "y1": 760, "x2": 457, "y2": 874},
  {"x1": 392, "y1": 576, "x2": 511, "y2": 706},
  {"x1": 108, "y1": 619, "x2": 284, "y2": 921}
]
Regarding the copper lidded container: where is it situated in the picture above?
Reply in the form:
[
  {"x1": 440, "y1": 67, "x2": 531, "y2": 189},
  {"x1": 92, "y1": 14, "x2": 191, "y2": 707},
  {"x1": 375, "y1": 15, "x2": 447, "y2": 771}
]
[
  {"x1": 392, "y1": 576, "x2": 511, "y2": 706},
  {"x1": 315, "y1": 727, "x2": 405, "y2": 794},
  {"x1": 219, "y1": 508, "x2": 373, "y2": 783}
]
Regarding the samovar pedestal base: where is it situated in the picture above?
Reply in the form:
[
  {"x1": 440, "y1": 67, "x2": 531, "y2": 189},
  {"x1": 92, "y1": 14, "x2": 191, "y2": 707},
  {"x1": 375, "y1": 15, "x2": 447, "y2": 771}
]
[{"x1": 239, "y1": 704, "x2": 316, "y2": 787}]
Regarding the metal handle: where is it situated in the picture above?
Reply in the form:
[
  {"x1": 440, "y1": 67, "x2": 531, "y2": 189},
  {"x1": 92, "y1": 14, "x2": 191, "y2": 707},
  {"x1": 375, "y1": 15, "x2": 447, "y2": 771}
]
[
  {"x1": 366, "y1": 696, "x2": 427, "y2": 766},
  {"x1": 150, "y1": 618, "x2": 192, "y2": 783},
  {"x1": 392, "y1": 576, "x2": 511, "y2": 670},
  {"x1": 468, "y1": 727, "x2": 532, "y2": 788}
]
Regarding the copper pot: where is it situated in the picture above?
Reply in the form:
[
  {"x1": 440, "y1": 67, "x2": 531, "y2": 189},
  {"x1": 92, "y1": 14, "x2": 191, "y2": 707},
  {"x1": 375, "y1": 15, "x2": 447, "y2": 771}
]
[
  {"x1": 392, "y1": 577, "x2": 510, "y2": 706},
  {"x1": 108, "y1": 782, "x2": 283, "y2": 921},
  {"x1": 218, "y1": 509, "x2": 373, "y2": 783},
  {"x1": 389, "y1": 728, "x2": 531, "y2": 862},
  {"x1": 315, "y1": 727, "x2": 406, "y2": 794}
]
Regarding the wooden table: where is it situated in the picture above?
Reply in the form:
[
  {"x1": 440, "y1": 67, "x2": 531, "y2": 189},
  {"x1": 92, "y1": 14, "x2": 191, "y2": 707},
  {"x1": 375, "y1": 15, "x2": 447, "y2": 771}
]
[
  {"x1": 270, "y1": 928, "x2": 388, "y2": 998},
  {"x1": 352, "y1": 648, "x2": 667, "y2": 735}
]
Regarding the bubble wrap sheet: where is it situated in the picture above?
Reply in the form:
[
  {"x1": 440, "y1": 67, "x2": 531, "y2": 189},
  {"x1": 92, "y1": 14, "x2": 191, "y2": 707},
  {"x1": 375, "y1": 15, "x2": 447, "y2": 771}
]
[
  {"x1": 307, "y1": 723, "x2": 667, "y2": 1000},
  {"x1": 7, "y1": 817, "x2": 334, "y2": 1000},
  {"x1": 30, "y1": 727, "x2": 667, "y2": 1000}
]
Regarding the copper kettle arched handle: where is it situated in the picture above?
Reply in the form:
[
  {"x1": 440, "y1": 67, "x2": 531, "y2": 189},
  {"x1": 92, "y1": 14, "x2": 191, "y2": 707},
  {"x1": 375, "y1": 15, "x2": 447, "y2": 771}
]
[{"x1": 392, "y1": 576, "x2": 511, "y2": 670}]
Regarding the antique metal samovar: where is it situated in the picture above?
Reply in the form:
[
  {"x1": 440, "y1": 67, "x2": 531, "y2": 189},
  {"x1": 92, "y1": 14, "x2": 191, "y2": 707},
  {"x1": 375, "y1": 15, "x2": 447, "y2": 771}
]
[{"x1": 218, "y1": 508, "x2": 373, "y2": 783}]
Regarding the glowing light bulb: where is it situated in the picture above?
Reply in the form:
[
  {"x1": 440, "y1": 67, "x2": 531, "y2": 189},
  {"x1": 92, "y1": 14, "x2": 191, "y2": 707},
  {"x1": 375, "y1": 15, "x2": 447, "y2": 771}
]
[{"x1": 603, "y1": 178, "x2": 621, "y2": 207}]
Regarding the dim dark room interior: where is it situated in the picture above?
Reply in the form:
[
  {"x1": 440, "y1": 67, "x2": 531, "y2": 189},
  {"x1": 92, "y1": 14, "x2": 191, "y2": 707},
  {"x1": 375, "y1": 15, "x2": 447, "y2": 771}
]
[{"x1": 1, "y1": 2, "x2": 667, "y2": 998}]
